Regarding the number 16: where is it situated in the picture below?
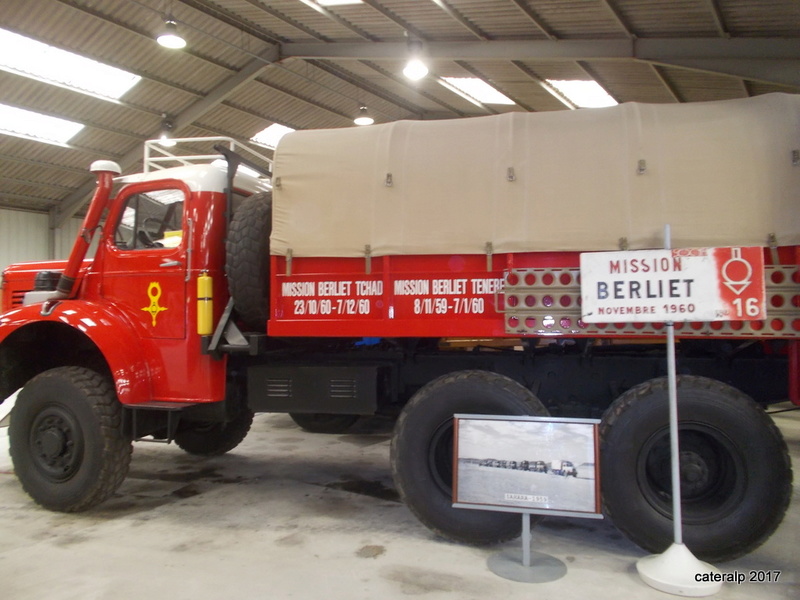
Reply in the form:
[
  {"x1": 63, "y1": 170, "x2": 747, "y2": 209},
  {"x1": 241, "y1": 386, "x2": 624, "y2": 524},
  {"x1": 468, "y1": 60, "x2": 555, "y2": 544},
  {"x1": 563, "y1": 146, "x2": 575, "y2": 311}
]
[{"x1": 732, "y1": 297, "x2": 760, "y2": 318}]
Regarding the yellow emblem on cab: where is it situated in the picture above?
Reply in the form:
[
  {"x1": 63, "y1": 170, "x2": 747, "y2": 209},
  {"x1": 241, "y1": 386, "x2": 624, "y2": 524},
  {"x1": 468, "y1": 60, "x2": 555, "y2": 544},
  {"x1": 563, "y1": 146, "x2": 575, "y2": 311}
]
[{"x1": 142, "y1": 281, "x2": 168, "y2": 326}]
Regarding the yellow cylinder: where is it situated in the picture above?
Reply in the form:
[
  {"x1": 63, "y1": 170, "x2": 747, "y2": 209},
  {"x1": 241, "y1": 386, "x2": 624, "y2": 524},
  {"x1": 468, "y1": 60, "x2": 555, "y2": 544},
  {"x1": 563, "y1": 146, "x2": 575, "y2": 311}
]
[{"x1": 197, "y1": 272, "x2": 213, "y2": 335}]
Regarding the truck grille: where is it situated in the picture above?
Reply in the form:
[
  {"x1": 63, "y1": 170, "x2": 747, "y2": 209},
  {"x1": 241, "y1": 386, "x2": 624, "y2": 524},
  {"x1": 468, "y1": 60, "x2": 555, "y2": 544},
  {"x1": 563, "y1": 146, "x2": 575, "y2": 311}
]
[{"x1": 10, "y1": 289, "x2": 31, "y2": 308}]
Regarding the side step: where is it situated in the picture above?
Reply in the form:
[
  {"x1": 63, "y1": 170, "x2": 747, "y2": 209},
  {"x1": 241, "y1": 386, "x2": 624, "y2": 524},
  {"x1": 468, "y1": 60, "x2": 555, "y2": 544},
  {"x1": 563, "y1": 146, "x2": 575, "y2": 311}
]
[{"x1": 123, "y1": 401, "x2": 196, "y2": 443}]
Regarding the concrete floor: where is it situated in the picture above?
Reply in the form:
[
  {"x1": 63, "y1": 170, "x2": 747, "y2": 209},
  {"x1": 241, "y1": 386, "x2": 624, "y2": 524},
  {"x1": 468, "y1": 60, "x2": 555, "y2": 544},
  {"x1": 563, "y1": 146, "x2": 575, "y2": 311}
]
[{"x1": 1, "y1": 404, "x2": 797, "y2": 600}]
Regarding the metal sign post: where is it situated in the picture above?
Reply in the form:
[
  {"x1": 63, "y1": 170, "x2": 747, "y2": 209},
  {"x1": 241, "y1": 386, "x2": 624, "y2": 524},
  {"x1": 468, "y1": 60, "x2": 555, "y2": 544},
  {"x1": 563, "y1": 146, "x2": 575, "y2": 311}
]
[{"x1": 634, "y1": 226, "x2": 722, "y2": 597}]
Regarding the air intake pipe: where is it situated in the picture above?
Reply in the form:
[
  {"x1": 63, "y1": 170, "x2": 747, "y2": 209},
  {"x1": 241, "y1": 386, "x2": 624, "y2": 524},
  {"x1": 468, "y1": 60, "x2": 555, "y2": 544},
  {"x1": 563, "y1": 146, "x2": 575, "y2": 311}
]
[{"x1": 50, "y1": 160, "x2": 122, "y2": 301}]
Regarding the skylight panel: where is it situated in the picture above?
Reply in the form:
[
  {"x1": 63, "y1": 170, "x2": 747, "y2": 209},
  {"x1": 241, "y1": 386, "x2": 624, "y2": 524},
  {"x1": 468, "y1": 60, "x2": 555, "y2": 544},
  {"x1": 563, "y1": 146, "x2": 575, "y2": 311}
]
[
  {"x1": 251, "y1": 123, "x2": 295, "y2": 149},
  {"x1": 440, "y1": 77, "x2": 515, "y2": 106},
  {"x1": 0, "y1": 103, "x2": 84, "y2": 146},
  {"x1": 317, "y1": 0, "x2": 363, "y2": 6},
  {"x1": 0, "y1": 28, "x2": 141, "y2": 101},
  {"x1": 546, "y1": 80, "x2": 618, "y2": 108}
]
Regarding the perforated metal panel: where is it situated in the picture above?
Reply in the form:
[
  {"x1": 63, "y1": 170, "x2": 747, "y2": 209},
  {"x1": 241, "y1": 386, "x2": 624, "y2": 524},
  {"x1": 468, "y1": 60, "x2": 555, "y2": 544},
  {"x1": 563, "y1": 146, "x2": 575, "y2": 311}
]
[{"x1": 502, "y1": 265, "x2": 800, "y2": 338}]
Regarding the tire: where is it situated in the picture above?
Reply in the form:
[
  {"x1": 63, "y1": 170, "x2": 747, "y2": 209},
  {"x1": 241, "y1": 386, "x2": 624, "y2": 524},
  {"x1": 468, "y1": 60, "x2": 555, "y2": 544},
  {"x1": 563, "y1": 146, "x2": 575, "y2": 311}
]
[
  {"x1": 600, "y1": 375, "x2": 792, "y2": 562},
  {"x1": 8, "y1": 366, "x2": 132, "y2": 512},
  {"x1": 391, "y1": 370, "x2": 549, "y2": 545},
  {"x1": 174, "y1": 408, "x2": 254, "y2": 456},
  {"x1": 226, "y1": 191, "x2": 272, "y2": 331},
  {"x1": 289, "y1": 413, "x2": 360, "y2": 434}
]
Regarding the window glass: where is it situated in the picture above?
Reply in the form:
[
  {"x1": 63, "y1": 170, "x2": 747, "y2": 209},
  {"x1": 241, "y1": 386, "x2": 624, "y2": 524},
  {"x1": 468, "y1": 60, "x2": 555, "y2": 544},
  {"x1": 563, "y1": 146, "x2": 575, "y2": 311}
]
[{"x1": 114, "y1": 189, "x2": 184, "y2": 250}]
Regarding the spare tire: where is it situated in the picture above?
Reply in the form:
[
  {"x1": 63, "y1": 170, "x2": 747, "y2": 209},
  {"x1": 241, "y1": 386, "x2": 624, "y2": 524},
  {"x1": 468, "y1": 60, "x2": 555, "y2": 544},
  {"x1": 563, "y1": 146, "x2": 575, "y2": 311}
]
[{"x1": 226, "y1": 191, "x2": 272, "y2": 331}]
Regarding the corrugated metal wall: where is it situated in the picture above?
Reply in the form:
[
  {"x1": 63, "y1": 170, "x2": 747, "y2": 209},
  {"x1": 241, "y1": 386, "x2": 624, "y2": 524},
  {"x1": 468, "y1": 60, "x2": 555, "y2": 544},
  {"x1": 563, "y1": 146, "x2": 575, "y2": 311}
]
[
  {"x1": 0, "y1": 208, "x2": 94, "y2": 274},
  {"x1": 54, "y1": 214, "x2": 98, "y2": 261},
  {"x1": 0, "y1": 209, "x2": 50, "y2": 269}
]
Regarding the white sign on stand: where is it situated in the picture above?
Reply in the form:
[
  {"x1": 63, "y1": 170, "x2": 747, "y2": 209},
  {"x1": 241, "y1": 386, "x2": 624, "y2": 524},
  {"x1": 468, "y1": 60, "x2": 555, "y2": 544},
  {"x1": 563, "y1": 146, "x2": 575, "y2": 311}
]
[
  {"x1": 580, "y1": 247, "x2": 765, "y2": 323},
  {"x1": 581, "y1": 240, "x2": 766, "y2": 597}
]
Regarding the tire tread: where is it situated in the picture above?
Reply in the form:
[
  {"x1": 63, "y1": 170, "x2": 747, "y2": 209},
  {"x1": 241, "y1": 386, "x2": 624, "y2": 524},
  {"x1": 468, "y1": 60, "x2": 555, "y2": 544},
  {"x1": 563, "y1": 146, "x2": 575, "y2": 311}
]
[{"x1": 10, "y1": 366, "x2": 131, "y2": 512}]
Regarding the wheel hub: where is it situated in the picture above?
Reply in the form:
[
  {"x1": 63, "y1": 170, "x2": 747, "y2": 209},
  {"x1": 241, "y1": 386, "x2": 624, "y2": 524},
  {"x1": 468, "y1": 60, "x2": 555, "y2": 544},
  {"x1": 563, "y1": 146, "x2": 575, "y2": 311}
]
[
  {"x1": 639, "y1": 425, "x2": 744, "y2": 524},
  {"x1": 679, "y1": 450, "x2": 710, "y2": 495},
  {"x1": 40, "y1": 426, "x2": 67, "y2": 459},
  {"x1": 31, "y1": 409, "x2": 81, "y2": 481}
]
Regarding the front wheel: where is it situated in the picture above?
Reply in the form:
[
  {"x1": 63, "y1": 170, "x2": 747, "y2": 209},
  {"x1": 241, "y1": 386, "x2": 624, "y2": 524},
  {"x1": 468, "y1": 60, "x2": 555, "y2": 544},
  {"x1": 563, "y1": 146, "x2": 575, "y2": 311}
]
[
  {"x1": 600, "y1": 376, "x2": 792, "y2": 562},
  {"x1": 391, "y1": 370, "x2": 549, "y2": 545},
  {"x1": 9, "y1": 366, "x2": 132, "y2": 512}
]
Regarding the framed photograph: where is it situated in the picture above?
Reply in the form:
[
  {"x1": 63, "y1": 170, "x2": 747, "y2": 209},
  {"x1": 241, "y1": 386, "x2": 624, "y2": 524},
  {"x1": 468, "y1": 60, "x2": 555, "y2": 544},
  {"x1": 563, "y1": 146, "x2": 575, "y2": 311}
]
[{"x1": 453, "y1": 415, "x2": 602, "y2": 518}]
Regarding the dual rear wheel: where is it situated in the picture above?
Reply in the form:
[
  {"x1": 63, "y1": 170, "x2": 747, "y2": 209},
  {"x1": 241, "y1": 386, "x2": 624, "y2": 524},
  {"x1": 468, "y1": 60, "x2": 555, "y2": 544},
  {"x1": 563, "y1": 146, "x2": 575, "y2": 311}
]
[{"x1": 391, "y1": 371, "x2": 791, "y2": 562}]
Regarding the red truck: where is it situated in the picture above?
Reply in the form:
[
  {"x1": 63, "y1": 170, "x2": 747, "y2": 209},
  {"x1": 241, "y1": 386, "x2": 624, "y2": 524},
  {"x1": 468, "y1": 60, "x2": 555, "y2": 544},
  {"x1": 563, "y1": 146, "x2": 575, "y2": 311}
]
[{"x1": 1, "y1": 94, "x2": 797, "y2": 563}]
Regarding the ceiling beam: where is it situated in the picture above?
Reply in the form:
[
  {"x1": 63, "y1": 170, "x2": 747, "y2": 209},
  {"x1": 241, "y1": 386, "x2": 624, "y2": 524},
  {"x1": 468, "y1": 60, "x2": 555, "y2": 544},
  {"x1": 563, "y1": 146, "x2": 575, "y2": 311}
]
[
  {"x1": 429, "y1": 0, "x2": 490, "y2": 40},
  {"x1": 510, "y1": 61, "x2": 576, "y2": 109},
  {"x1": 599, "y1": 0, "x2": 636, "y2": 37},
  {"x1": 360, "y1": 0, "x2": 426, "y2": 39},
  {"x1": 281, "y1": 38, "x2": 800, "y2": 87},
  {"x1": 648, "y1": 57, "x2": 800, "y2": 88},
  {"x1": 296, "y1": 0, "x2": 375, "y2": 41},
  {"x1": 702, "y1": 0, "x2": 731, "y2": 38},
  {"x1": 281, "y1": 38, "x2": 800, "y2": 61},
  {"x1": 508, "y1": 0, "x2": 557, "y2": 40},
  {"x1": 178, "y1": 0, "x2": 287, "y2": 44},
  {"x1": 648, "y1": 65, "x2": 683, "y2": 103}
]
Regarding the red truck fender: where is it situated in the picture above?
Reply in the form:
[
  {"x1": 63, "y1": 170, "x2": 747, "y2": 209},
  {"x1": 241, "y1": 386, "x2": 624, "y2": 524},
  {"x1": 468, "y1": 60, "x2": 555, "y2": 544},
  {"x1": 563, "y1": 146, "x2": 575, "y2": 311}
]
[{"x1": 0, "y1": 300, "x2": 151, "y2": 405}]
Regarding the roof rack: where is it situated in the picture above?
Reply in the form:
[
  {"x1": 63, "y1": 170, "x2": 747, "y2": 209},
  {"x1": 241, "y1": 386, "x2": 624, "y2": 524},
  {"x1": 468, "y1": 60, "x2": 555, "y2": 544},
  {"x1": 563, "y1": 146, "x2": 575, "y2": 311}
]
[{"x1": 143, "y1": 137, "x2": 273, "y2": 174}]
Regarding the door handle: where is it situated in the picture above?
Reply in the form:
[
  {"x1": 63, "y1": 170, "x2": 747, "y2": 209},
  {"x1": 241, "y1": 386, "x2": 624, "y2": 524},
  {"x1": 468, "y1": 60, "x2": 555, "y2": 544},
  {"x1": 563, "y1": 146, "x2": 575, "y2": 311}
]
[{"x1": 160, "y1": 260, "x2": 181, "y2": 267}]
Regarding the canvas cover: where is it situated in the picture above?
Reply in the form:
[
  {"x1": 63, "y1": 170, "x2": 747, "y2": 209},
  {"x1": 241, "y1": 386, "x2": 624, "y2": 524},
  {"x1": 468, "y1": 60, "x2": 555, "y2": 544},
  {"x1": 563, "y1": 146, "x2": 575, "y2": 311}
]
[{"x1": 270, "y1": 93, "x2": 800, "y2": 258}]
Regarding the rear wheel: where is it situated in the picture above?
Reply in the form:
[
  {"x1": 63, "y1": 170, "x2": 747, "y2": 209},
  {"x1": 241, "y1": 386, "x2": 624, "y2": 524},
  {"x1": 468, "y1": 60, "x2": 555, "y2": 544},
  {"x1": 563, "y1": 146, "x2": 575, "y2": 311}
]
[
  {"x1": 174, "y1": 408, "x2": 254, "y2": 456},
  {"x1": 391, "y1": 370, "x2": 549, "y2": 545},
  {"x1": 600, "y1": 376, "x2": 792, "y2": 562},
  {"x1": 9, "y1": 366, "x2": 132, "y2": 512},
  {"x1": 289, "y1": 413, "x2": 359, "y2": 434}
]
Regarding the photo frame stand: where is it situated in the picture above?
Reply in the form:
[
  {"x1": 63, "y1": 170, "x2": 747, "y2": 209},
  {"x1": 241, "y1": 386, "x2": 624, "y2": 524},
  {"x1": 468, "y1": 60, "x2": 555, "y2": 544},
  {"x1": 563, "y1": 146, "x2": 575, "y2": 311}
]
[{"x1": 486, "y1": 513, "x2": 567, "y2": 584}]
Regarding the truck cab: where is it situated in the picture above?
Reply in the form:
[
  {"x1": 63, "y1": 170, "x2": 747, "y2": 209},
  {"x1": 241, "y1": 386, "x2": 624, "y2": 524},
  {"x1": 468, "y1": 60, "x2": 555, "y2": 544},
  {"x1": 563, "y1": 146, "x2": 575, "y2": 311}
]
[{"x1": 0, "y1": 140, "x2": 270, "y2": 441}]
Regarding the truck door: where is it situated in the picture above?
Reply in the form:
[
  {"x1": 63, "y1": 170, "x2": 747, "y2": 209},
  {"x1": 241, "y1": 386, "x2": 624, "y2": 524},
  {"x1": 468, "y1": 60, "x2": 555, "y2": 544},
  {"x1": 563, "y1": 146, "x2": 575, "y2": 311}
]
[{"x1": 101, "y1": 182, "x2": 189, "y2": 339}]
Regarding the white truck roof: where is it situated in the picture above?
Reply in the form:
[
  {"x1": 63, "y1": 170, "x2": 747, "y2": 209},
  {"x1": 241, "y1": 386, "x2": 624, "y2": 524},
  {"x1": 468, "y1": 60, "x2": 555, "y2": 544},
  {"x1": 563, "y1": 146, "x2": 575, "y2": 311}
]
[
  {"x1": 117, "y1": 163, "x2": 269, "y2": 195},
  {"x1": 270, "y1": 93, "x2": 800, "y2": 258}
]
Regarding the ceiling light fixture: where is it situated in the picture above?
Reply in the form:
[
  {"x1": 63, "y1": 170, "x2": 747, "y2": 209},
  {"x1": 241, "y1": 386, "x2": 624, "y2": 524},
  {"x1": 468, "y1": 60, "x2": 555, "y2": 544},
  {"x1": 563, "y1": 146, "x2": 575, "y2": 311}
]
[
  {"x1": 353, "y1": 106, "x2": 374, "y2": 126},
  {"x1": 157, "y1": 18, "x2": 187, "y2": 49},
  {"x1": 158, "y1": 117, "x2": 177, "y2": 147},
  {"x1": 403, "y1": 39, "x2": 428, "y2": 81}
]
